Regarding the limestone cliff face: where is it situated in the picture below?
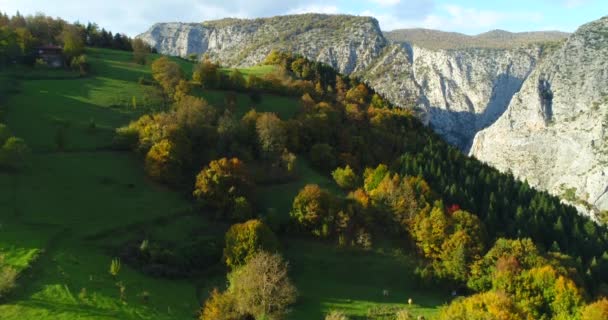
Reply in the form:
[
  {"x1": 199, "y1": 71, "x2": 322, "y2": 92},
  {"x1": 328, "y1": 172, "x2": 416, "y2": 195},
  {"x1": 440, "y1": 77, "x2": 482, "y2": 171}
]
[
  {"x1": 470, "y1": 17, "x2": 608, "y2": 215},
  {"x1": 138, "y1": 14, "x2": 386, "y2": 74},
  {"x1": 362, "y1": 44, "x2": 542, "y2": 149}
]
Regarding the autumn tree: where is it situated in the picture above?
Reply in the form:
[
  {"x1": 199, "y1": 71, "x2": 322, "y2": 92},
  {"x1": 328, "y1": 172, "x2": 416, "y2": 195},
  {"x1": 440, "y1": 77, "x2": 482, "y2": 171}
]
[
  {"x1": 151, "y1": 56, "x2": 184, "y2": 102},
  {"x1": 290, "y1": 184, "x2": 338, "y2": 238},
  {"x1": 228, "y1": 69, "x2": 246, "y2": 90},
  {"x1": 256, "y1": 113, "x2": 286, "y2": 159},
  {"x1": 172, "y1": 95, "x2": 216, "y2": 135},
  {"x1": 131, "y1": 38, "x2": 150, "y2": 65},
  {"x1": 438, "y1": 291, "x2": 526, "y2": 320},
  {"x1": 228, "y1": 252, "x2": 297, "y2": 319},
  {"x1": 468, "y1": 238, "x2": 545, "y2": 292},
  {"x1": 193, "y1": 157, "x2": 254, "y2": 220},
  {"x1": 224, "y1": 219, "x2": 280, "y2": 268},
  {"x1": 193, "y1": 55, "x2": 220, "y2": 89},
  {"x1": 200, "y1": 288, "x2": 239, "y2": 320},
  {"x1": 144, "y1": 138, "x2": 188, "y2": 185},
  {"x1": 332, "y1": 165, "x2": 359, "y2": 190},
  {"x1": 581, "y1": 298, "x2": 608, "y2": 320}
]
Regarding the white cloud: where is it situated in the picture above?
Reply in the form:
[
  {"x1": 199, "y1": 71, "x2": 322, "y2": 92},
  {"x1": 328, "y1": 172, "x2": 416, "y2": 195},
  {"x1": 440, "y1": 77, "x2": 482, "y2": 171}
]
[{"x1": 369, "y1": 4, "x2": 544, "y2": 33}]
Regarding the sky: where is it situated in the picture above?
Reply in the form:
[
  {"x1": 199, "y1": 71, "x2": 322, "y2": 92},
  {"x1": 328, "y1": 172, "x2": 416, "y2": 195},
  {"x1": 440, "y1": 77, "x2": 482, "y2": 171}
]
[{"x1": 0, "y1": 0, "x2": 606, "y2": 37}]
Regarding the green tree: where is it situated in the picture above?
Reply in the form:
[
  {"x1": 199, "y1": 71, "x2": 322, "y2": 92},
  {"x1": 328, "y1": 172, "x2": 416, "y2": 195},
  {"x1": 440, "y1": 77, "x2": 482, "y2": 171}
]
[
  {"x1": 223, "y1": 219, "x2": 280, "y2": 268},
  {"x1": 60, "y1": 25, "x2": 85, "y2": 61}
]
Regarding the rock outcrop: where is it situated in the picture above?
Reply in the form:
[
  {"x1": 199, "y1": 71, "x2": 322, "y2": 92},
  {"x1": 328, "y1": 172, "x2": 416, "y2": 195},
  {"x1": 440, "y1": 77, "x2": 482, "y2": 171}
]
[{"x1": 470, "y1": 17, "x2": 608, "y2": 215}]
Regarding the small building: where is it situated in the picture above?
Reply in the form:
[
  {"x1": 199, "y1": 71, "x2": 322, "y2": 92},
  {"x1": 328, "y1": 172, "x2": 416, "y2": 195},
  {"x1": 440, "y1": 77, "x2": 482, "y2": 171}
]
[{"x1": 35, "y1": 45, "x2": 64, "y2": 68}]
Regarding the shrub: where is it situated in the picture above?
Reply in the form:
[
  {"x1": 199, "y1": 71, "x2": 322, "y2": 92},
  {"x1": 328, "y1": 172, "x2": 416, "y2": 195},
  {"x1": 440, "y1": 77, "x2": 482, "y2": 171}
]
[{"x1": 224, "y1": 219, "x2": 280, "y2": 268}]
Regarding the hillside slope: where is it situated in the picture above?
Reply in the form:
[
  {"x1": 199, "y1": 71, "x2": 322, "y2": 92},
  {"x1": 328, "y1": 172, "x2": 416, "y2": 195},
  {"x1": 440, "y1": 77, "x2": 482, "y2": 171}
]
[{"x1": 470, "y1": 16, "x2": 608, "y2": 216}]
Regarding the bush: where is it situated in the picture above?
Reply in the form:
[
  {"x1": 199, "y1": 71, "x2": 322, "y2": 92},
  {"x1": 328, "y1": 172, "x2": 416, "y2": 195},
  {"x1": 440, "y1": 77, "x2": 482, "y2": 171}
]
[{"x1": 224, "y1": 219, "x2": 280, "y2": 269}]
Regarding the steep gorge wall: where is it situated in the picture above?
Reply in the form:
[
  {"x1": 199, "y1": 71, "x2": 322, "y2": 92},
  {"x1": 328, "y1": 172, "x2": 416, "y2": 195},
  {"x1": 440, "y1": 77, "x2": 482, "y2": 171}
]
[{"x1": 470, "y1": 17, "x2": 608, "y2": 216}]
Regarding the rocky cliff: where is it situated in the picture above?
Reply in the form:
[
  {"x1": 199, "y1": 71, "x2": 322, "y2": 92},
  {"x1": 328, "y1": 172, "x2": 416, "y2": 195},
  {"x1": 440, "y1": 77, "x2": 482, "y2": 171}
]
[
  {"x1": 361, "y1": 44, "x2": 544, "y2": 149},
  {"x1": 470, "y1": 17, "x2": 608, "y2": 216},
  {"x1": 138, "y1": 14, "x2": 386, "y2": 74}
]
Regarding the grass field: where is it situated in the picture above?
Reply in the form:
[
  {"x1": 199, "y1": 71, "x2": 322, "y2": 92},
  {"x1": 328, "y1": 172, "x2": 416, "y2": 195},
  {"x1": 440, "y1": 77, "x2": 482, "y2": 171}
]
[{"x1": 0, "y1": 48, "x2": 446, "y2": 319}]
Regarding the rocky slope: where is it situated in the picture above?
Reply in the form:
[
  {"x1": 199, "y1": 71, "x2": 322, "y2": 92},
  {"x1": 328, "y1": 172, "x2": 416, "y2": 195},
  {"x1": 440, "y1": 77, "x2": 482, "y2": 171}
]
[{"x1": 470, "y1": 17, "x2": 608, "y2": 216}]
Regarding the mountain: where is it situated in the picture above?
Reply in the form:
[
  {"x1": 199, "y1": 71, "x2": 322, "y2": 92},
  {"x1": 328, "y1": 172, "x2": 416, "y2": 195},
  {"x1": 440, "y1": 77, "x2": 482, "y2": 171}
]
[
  {"x1": 385, "y1": 28, "x2": 568, "y2": 50},
  {"x1": 470, "y1": 16, "x2": 608, "y2": 216},
  {"x1": 137, "y1": 13, "x2": 606, "y2": 215}
]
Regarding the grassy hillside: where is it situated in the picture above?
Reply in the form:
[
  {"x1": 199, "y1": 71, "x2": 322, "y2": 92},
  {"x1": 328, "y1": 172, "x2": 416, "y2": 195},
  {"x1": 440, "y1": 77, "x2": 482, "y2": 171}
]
[{"x1": 0, "y1": 48, "x2": 446, "y2": 319}]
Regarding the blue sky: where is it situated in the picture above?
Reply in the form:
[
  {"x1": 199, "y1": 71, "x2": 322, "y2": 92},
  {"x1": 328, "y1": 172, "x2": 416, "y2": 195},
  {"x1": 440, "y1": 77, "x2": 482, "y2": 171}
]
[{"x1": 0, "y1": 0, "x2": 606, "y2": 36}]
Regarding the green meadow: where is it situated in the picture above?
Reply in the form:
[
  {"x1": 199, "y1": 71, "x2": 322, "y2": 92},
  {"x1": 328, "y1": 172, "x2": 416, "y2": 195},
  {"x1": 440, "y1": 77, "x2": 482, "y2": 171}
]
[{"x1": 0, "y1": 48, "x2": 447, "y2": 319}]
